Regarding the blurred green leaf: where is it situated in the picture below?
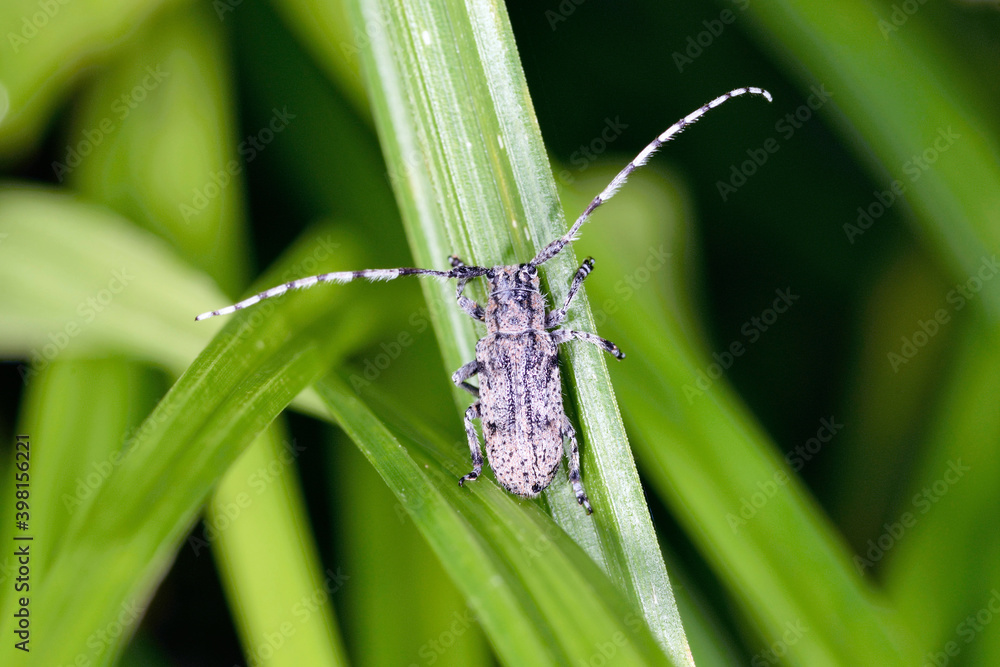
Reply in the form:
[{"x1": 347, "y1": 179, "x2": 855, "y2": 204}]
[
  {"x1": 68, "y1": 2, "x2": 249, "y2": 293},
  {"x1": 333, "y1": 422, "x2": 490, "y2": 666},
  {"x1": 884, "y1": 315, "x2": 1000, "y2": 656},
  {"x1": 0, "y1": 186, "x2": 224, "y2": 372},
  {"x1": 0, "y1": 0, "x2": 189, "y2": 158},
  {"x1": 746, "y1": 0, "x2": 1000, "y2": 318},
  {"x1": 211, "y1": 424, "x2": 348, "y2": 667},
  {"x1": 566, "y1": 163, "x2": 920, "y2": 665},
  {"x1": 68, "y1": 6, "x2": 348, "y2": 664},
  {"x1": 23, "y1": 242, "x2": 364, "y2": 665}
]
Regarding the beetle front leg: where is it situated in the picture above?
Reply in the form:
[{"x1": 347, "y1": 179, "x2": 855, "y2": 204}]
[
  {"x1": 450, "y1": 255, "x2": 485, "y2": 321},
  {"x1": 546, "y1": 257, "x2": 595, "y2": 328},
  {"x1": 459, "y1": 402, "x2": 484, "y2": 487},
  {"x1": 560, "y1": 417, "x2": 592, "y2": 514},
  {"x1": 551, "y1": 328, "x2": 625, "y2": 360}
]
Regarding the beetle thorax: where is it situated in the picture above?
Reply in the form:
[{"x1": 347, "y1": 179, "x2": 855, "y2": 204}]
[{"x1": 484, "y1": 264, "x2": 546, "y2": 333}]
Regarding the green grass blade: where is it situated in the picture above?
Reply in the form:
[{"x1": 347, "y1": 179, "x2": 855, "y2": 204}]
[
  {"x1": 344, "y1": 0, "x2": 691, "y2": 658},
  {"x1": 64, "y1": 7, "x2": 347, "y2": 663},
  {"x1": 0, "y1": 359, "x2": 162, "y2": 663},
  {"x1": 883, "y1": 316, "x2": 1000, "y2": 654},
  {"x1": 0, "y1": 192, "x2": 374, "y2": 663},
  {"x1": 23, "y1": 265, "x2": 364, "y2": 665},
  {"x1": 317, "y1": 374, "x2": 672, "y2": 666},
  {"x1": 209, "y1": 424, "x2": 348, "y2": 667},
  {"x1": 0, "y1": 359, "x2": 158, "y2": 579},
  {"x1": 333, "y1": 421, "x2": 491, "y2": 666}
]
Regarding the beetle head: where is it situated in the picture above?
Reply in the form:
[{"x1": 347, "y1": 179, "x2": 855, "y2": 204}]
[{"x1": 484, "y1": 264, "x2": 545, "y2": 332}]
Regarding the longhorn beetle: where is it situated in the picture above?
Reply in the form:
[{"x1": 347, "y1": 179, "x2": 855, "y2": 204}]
[{"x1": 196, "y1": 86, "x2": 772, "y2": 513}]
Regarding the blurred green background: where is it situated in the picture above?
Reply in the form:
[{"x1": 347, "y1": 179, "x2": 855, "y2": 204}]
[{"x1": 1, "y1": 0, "x2": 999, "y2": 665}]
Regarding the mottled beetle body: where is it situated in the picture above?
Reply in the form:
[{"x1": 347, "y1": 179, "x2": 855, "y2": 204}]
[
  {"x1": 196, "y1": 87, "x2": 772, "y2": 514},
  {"x1": 475, "y1": 266, "x2": 577, "y2": 500}
]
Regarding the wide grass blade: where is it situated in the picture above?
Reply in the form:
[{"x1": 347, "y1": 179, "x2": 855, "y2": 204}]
[
  {"x1": 344, "y1": 0, "x2": 691, "y2": 658},
  {"x1": 209, "y1": 424, "x2": 349, "y2": 667}
]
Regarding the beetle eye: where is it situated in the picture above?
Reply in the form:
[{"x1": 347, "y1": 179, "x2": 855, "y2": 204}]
[
  {"x1": 485, "y1": 268, "x2": 496, "y2": 279},
  {"x1": 526, "y1": 265, "x2": 537, "y2": 275}
]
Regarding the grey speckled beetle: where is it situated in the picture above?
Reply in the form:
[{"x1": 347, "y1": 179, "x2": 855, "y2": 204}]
[{"x1": 196, "y1": 87, "x2": 772, "y2": 513}]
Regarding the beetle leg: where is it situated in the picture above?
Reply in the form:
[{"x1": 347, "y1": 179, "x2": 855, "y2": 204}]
[
  {"x1": 546, "y1": 257, "x2": 595, "y2": 327},
  {"x1": 459, "y1": 402, "x2": 484, "y2": 487},
  {"x1": 551, "y1": 329, "x2": 625, "y2": 360},
  {"x1": 451, "y1": 360, "x2": 480, "y2": 398},
  {"x1": 560, "y1": 417, "x2": 592, "y2": 514},
  {"x1": 450, "y1": 255, "x2": 486, "y2": 321}
]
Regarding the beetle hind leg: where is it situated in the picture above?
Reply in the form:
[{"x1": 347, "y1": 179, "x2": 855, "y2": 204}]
[
  {"x1": 560, "y1": 417, "x2": 593, "y2": 514},
  {"x1": 459, "y1": 402, "x2": 484, "y2": 487}
]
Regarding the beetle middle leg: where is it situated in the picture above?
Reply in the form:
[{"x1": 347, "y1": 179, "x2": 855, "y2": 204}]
[
  {"x1": 451, "y1": 359, "x2": 480, "y2": 398},
  {"x1": 560, "y1": 417, "x2": 593, "y2": 514},
  {"x1": 551, "y1": 329, "x2": 625, "y2": 360}
]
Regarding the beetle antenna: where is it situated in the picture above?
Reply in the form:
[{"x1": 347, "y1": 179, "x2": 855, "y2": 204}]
[
  {"x1": 195, "y1": 264, "x2": 488, "y2": 321},
  {"x1": 530, "y1": 86, "x2": 772, "y2": 266}
]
